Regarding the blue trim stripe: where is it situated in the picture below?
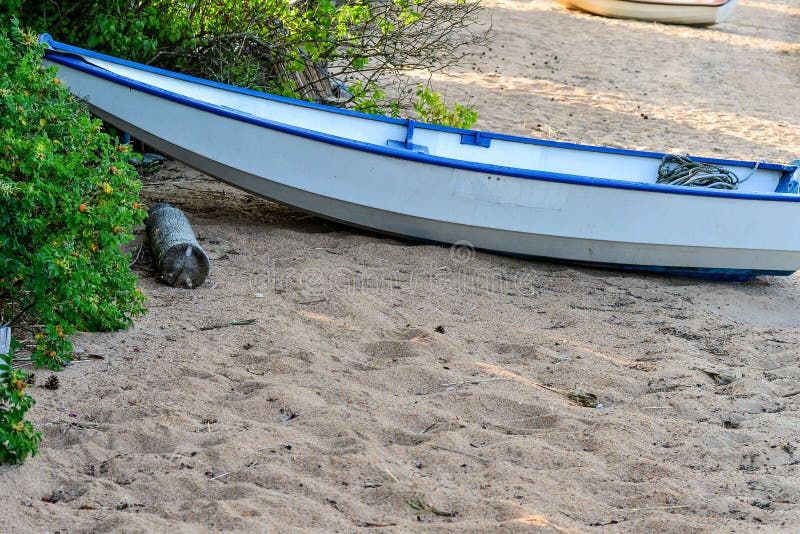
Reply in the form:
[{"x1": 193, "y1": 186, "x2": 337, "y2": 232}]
[
  {"x1": 597, "y1": 264, "x2": 792, "y2": 282},
  {"x1": 469, "y1": 244, "x2": 792, "y2": 282},
  {"x1": 40, "y1": 35, "x2": 799, "y2": 202},
  {"x1": 616, "y1": 0, "x2": 733, "y2": 7},
  {"x1": 39, "y1": 36, "x2": 784, "y2": 169}
]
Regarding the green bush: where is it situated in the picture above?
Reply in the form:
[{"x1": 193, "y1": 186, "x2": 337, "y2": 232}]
[
  {"x1": 2, "y1": 1, "x2": 484, "y2": 123},
  {"x1": 0, "y1": 24, "x2": 146, "y2": 462},
  {"x1": 0, "y1": 25, "x2": 146, "y2": 367},
  {"x1": 0, "y1": 1, "x2": 159, "y2": 61},
  {"x1": 0, "y1": 338, "x2": 40, "y2": 464},
  {"x1": 414, "y1": 86, "x2": 477, "y2": 129}
]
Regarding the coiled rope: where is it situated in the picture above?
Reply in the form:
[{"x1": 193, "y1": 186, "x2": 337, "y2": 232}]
[{"x1": 657, "y1": 154, "x2": 760, "y2": 190}]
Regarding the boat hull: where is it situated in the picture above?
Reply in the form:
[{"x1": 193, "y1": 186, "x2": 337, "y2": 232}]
[
  {"x1": 93, "y1": 110, "x2": 797, "y2": 282},
  {"x1": 42, "y1": 42, "x2": 799, "y2": 281},
  {"x1": 555, "y1": 0, "x2": 738, "y2": 25}
]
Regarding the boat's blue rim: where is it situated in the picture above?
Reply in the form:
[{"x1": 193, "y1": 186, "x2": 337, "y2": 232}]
[
  {"x1": 613, "y1": 0, "x2": 733, "y2": 7},
  {"x1": 40, "y1": 35, "x2": 799, "y2": 202},
  {"x1": 616, "y1": 0, "x2": 734, "y2": 7},
  {"x1": 38, "y1": 35, "x2": 777, "y2": 169}
]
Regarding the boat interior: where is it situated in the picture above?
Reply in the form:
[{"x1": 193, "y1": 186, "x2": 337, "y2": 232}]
[{"x1": 52, "y1": 49, "x2": 793, "y2": 195}]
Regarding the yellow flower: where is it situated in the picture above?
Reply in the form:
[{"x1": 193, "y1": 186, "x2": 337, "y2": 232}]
[{"x1": 101, "y1": 182, "x2": 113, "y2": 195}]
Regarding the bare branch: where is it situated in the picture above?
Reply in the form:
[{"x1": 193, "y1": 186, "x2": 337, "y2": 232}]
[{"x1": 147, "y1": 0, "x2": 491, "y2": 111}]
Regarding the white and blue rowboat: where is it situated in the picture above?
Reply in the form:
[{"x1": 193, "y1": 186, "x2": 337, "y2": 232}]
[
  {"x1": 555, "y1": 0, "x2": 738, "y2": 26},
  {"x1": 41, "y1": 35, "x2": 799, "y2": 282}
]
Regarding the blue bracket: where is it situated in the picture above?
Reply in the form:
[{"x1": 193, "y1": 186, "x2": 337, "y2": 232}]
[
  {"x1": 776, "y1": 159, "x2": 800, "y2": 193},
  {"x1": 387, "y1": 120, "x2": 429, "y2": 154},
  {"x1": 460, "y1": 131, "x2": 491, "y2": 148}
]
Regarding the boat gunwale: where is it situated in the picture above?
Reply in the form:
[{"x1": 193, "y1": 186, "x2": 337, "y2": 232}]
[
  {"x1": 40, "y1": 35, "x2": 799, "y2": 203},
  {"x1": 606, "y1": 0, "x2": 733, "y2": 7}
]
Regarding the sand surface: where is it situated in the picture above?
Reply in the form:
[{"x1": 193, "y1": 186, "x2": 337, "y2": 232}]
[{"x1": 2, "y1": 0, "x2": 800, "y2": 531}]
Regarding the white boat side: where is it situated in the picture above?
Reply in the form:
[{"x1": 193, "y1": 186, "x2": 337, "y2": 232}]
[
  {"x1": 555, "y1": 0, "x2": 738, "y2": 25},
  {"x1": 41, "y1": 36, "x2": 799, "y2": 280}
]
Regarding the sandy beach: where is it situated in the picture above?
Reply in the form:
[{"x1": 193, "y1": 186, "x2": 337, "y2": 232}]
[{"x1": 2, "y1": 0, "x2": 799, "y2": 531}]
